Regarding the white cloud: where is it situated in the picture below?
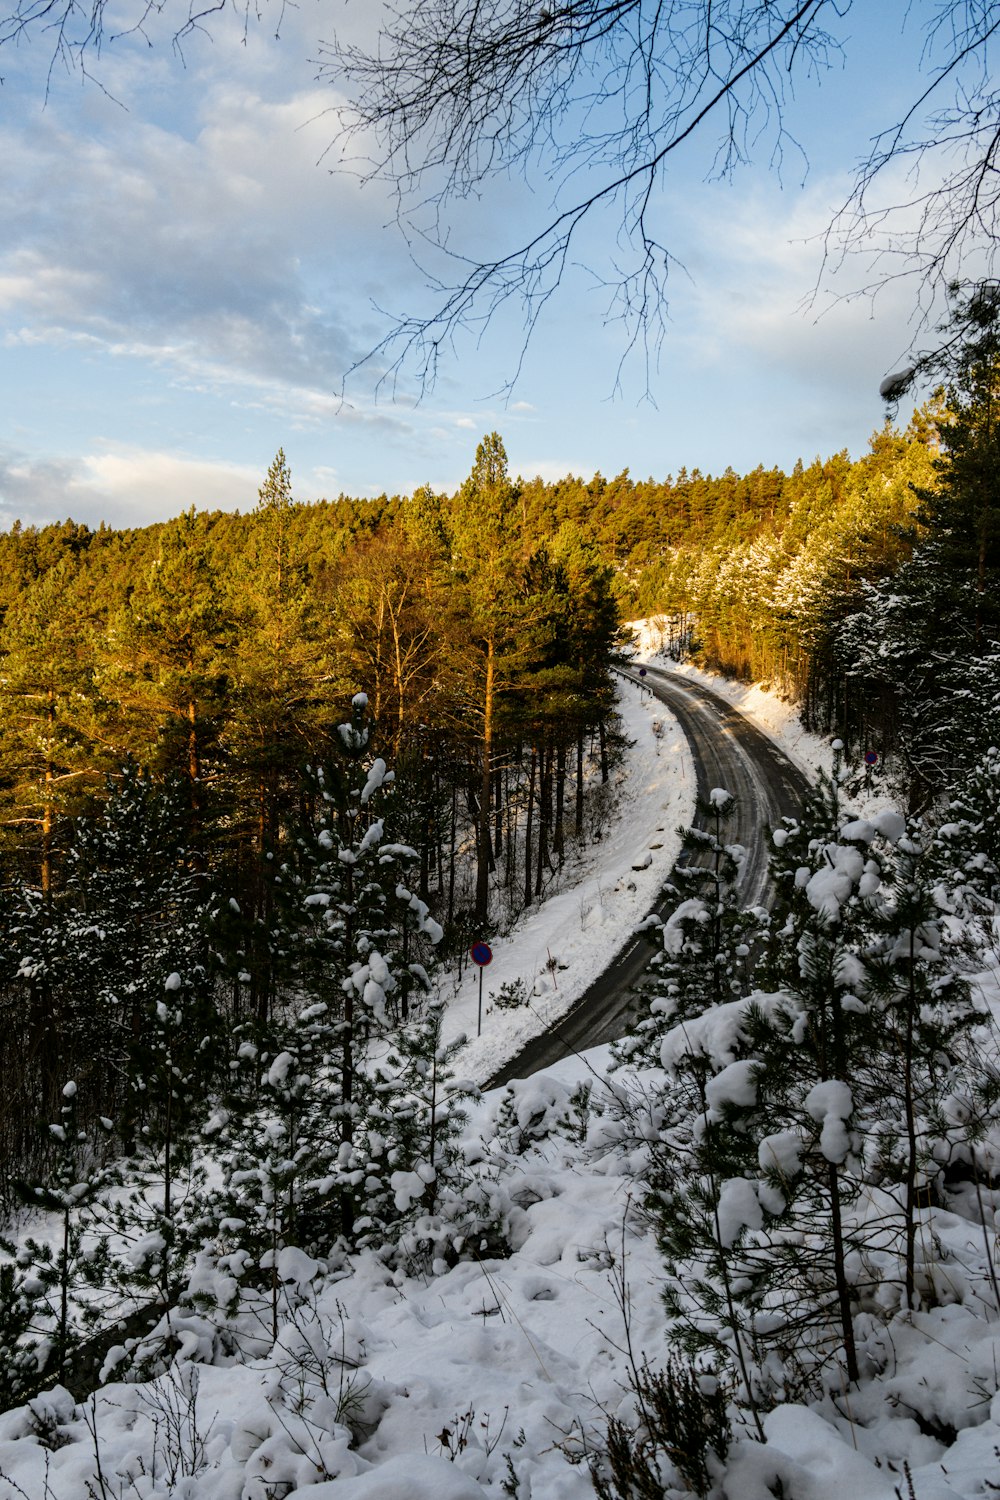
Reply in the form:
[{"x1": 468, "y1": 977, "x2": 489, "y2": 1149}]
[
  {"x1": 515, "y1": 458, "x2": 586, "y2": 484},
  {"x1": 0, "y1": 450, "x2": 83, "y2": 529},
  {"x1": 71, "y1": 448, "x2": 262, "y2": 526},
  {"x1": 0, "y1": 443, "x2": 262, "y2": 530},
  {"x1": 0, "y1": 62, "x2": 419, "y2": 420}
]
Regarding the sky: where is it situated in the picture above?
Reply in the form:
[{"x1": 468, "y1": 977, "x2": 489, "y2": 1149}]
[{"x1": 0, "y1": 1, "x2": 957, "y2": 530}]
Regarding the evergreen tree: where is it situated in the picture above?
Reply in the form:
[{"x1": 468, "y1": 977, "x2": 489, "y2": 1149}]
[
  {"x1": 4, "y1": 1081, "x2": 117, "y2": 1387},
  {"x1": 201, "y1": 701, "x2": 445, "y2": 1287},
  {"x1": 643, "y1": 752, "x2": 988, "y2": 1412},
  {"x1": 107, "y1": 958, "x2": 221, "y2": 1320},
  {"x1": 827, "y1": 285, "x2": 1000, "y2": 800},
  {"x1": 616, "y1": 788, "x2": 762, "y2": 1071},
  {"x1": 105, "y1": 509, "x2": 234, "y2": 824},
  {"x1": 448, "y1": 434, "x2": 525, "y2": 925},
  {"x1": 202, "y1": 1020, "x2": 333, "y2": 1343},
  {"x1": 222, "y1": 452, "x2": 338, "y2": 1022},
  {"x1": 64, "y1": 763, "x2": 216, "y2": 1148},
  {"x1": 358, "y1": 1003, "x2": 490, "y2": 1268},
  {"x1": 65, "y1": 772, "x2": 227, "y2": 1319},
  {"x1": 0, "y1": 555, "x2": 105, "y2": 891}
]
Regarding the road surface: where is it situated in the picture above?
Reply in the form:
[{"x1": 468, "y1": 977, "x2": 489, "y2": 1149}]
[{"x1": 485, "y1": 665, "x2": 809, "y2": 1087}]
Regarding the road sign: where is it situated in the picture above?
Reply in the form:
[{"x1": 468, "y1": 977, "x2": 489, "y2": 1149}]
[
  {"x1": 864, "y1": 750, "x2": 879, "y2": 766},
  {"x1": 638, "y1": 667, "x2": 647, "y2": 677},
  {"x1": 470, "y1": 941, "x2": 492, "y2": 1037}
]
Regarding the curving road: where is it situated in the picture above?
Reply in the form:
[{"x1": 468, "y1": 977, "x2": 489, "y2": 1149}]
[{"x1": 485, "y1": 665, "x2": 809, "y2": 1087}]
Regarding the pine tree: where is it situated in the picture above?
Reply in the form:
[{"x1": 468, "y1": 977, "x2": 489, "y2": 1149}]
[
  {"x1": 358, "y1": 1003, "x2": 492, "y2": 1268},
  {"x1": 860, "y1": 816, "x2": 978, "y2": 1310},
  {"x1": 105, "y1": 509, "x2": 234, "y2": 824},
  {"x1": 107, "y1": 958, "x2": 221, "y2": 1321},
  {"x1": 70, "y1": 776, "x2": 226, "y2": 1322},
  {"x1": 451, "y1": 435, "x2": 521, "y2": 925},
  {"x1": 200, "y1": 700, "x2": 447, "y2": 1291},
  {"x1": 5, "y1": 1081, "x2": 117, "y2": 1387},
  {"x1": 222, "y1": 451, "x2": 339, "y2": 1025},
  {"x1": 202, "y1": 1022, "x2": 332, "y2": 1343},
  {"x1": 828, "y1": 284, "x2": 1000, "y2": 801},
  {"x1": 0, "y1": 554, "x2": 105, "y2": 893},
  {"x1": 64, "y1": 763, "x2": 217, "y2": 1150},
  {"x1": 644, "y1": 750, "x2": 990, "y2": 1411},
  {"x1": 616, "y1": 788, "x2": 762, "y2": 1071}
]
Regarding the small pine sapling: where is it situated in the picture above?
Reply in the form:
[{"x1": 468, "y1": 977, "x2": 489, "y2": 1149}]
[
  {"x1": 617, "y1": 788, "x2": 762, "y2": 1070},
  {"x1": 107, "y1": 959, "x2": 221, "y2": 1329},
  {"x1": 860, "y1": 813, "x2": 981, "y2": 1310},
  {"x1": 5, "y1": 1081, "x2": 118, "y2": 1389},
  {"x1": 359, "y1": 1004, "x2": 498, "y2": 1269}
]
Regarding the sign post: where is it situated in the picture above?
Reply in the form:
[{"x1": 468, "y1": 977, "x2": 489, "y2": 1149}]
[{"x1": 470, "y1": 941, "x2": 493, "y2": 1037}]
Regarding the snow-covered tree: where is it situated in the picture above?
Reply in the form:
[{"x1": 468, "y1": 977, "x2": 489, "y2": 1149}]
[
  {"x1": 196, "y1": 698, "x2": 449, "y2": 1311},
  {"x1": 616, "y1": 787, "x2": 763, "y2": 1071},
  {"x1": 5, "y1": 1081, "x2": 117, "y2": 1386},
  {"x1": 642, "y1": 749, "x2": 995, "y2": 1411},
  {"x1": 358, "y1": 1004, "x2": 498, "y2": 1269}
]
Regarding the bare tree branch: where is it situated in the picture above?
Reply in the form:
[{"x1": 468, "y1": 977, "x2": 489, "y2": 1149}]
[{"x1": 319, "y1": 0, "x2": 841, "y2": 393}]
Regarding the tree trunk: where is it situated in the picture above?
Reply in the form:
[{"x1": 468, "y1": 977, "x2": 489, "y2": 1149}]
[
  {"x1": 505, "y1": 761, "x2": 517, "y2": 892},
  {"x1": 341, "y1": 861, "x2": 356, "y2": 1243},
  {"x1": 447, "y1": 778, "x2": 457, "y2": 926},
  {"x1": 42, "y1": 685, "x2": 55, "y2": 896},
  {"x1": 576, "y1": 726, "x2": 585, "y2": 838},
  {"x1": 493, "y1": 765, "x2": 503, "y2": 857},
  {"x1": 829, "y1": 1160, "x2": 859, "y2": 1383},
  {"x1": 535, "y1": 741, "x2": 551, "y2": 898},
  {"x1": 903, "y1": 926, "x2": 919, "y2": 1311},
  {"x1": 475, "y1": 640, "x2": 495, "y2": 926},
  {"x1": 523, "y1": 743, "x2": 537, "y2": 910},
  {"x1": 554, "y1": 742, "x2": 566, "y2": 865}
]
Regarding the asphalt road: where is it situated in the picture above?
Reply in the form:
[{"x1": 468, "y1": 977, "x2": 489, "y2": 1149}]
[{"x1": 485, "y1": 666, "x2": 809, "y2": 1088}]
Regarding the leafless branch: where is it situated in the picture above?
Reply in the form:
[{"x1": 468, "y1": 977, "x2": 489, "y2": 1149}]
[{"x1": 319, "y1": 0, "x2": 840, "y2": 394}]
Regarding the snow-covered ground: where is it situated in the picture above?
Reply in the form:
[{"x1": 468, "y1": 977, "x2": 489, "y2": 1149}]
[
  {"x1": 628, "y1": 616, "x2": 902, "y2": 817},
  {"x1": 444, "y1": 678, "x2": 696, "y2": 1080},
  {"x1": 629, "y1": 639, "x2": 831, "y2": 781},
  {"x1": 4, "y1": 655, "x2": 1000, "y2": 1500}
]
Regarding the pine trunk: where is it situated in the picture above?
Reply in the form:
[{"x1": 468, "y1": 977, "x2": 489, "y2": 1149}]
[
  {"x1": 524, "y1": 744, "x2": 537, "y2": 910},
  {"x1": 576, "y1": 727, "x2": 585, "y2": 838},
  {"x1": 475, "y1": 641, "x2": 495, "y2": 926},
  {"x1": 554, "y1": 742, "x2": 566, "y2": 865}
]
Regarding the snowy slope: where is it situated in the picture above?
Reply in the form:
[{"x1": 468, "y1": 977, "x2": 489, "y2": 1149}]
[
  {"x1": 3, "y1": 658, "x2": 1000, "y2": 1500},
  {"x1": 443, "y1": 678, "x2": 696, "y2": 1080}
]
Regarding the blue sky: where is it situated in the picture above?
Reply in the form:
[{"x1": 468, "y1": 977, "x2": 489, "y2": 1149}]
[{"x1": 0, "y1": 3, "x2": 947, "y2": 528}]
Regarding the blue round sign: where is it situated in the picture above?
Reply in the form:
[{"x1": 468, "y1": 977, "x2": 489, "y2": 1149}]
[
  {"x1": 639, "y1": 667, "x2": 647, "y2": 677},
  {"x1": 864, "y1": 750, "x2": 879, "y2": 766},
  {"x1": 470, "y1": 942, "x2": 493, "y2": 967}
]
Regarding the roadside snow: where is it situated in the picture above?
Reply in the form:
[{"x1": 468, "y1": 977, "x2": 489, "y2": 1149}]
[
  {"x1": 627, "y1": 617, "x2": 905, "y2": 821},
  {"x1": 443, "y1": 681, "x2": 696, "y2": 1079}
]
